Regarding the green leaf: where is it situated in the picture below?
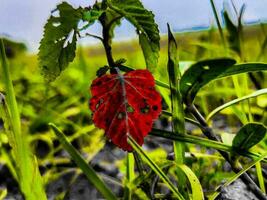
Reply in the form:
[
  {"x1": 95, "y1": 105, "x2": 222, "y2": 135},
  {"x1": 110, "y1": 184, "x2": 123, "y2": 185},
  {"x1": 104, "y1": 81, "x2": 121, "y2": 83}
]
[
  {"x1": 108, "y1": 0, "x2": 160, "y2": 72},
  {"x1": 233, "y1": 123, "x2": 267, "y2": 151},
  {"x1": 177, "y1": 164, "x2": 204, "y2": 200},
  {"x1": 38, "y1": 2, "x2": 101, "y2": 82},
  {"x1": 49, "y1": 123, "x2": 117, "y2": 200},
  {"x1": 180, "y1": 60, "x2": 267, "y2": 104},
  {"x1": 207, "y1": 88, "x2": 267, "y2": 122}
]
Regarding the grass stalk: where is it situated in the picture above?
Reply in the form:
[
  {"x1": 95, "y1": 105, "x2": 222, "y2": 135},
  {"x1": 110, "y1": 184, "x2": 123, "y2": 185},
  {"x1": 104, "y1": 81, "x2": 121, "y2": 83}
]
[
  {"x1": 0, "y1": 39, "x2": 47, "y2": 200},
  {"x1": 49, "y1": 123, "x2": 117, "y2": 200}
]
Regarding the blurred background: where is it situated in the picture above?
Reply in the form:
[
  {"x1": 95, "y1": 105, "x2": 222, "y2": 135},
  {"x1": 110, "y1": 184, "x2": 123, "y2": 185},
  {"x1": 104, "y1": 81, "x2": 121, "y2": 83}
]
[{"x1": 1, "y1": 0, "x2": 267, "y2": 52}]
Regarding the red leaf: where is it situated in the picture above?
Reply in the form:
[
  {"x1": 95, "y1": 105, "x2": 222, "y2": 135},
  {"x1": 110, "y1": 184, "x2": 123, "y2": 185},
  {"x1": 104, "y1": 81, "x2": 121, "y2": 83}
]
[{"x1": 89, "y1": 69, "x2": 162, "y2": 151}]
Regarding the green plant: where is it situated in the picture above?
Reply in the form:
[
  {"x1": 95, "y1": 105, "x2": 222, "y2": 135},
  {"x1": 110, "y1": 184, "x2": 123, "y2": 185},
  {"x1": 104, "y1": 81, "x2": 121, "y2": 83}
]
[{"x1": 0, "y1": 0, "x2": 267, "y2": 199}]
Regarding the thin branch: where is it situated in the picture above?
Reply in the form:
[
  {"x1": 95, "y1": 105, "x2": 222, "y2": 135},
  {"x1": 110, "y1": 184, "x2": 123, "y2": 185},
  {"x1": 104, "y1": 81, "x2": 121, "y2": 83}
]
[{"x1": 85, "y1": 33, "x2": 103, "y2": 42}]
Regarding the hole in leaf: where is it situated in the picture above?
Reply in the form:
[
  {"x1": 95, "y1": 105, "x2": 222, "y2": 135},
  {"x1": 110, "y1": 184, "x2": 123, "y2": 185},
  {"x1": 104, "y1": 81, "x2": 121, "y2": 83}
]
[
  {"x1": 152, "y1": 105, "x2": 158, "y2": 111},
  {"x1": 126, "y1": 104, "x2": 134, "y2": 113},
  {"x1": 52, "y1": 22, "x2": 61, "y2": 27},
  {"x1": 51, "y1": 9, "x2": 59, "y2": 17},
  {"x1": 78, "y1": 20, "x2": 89, "y2": 30},
  {"x1": 203, "y1": 66, "x2": 210, "y2": 70},
  {"x1": 140, "y1": 105, "x2": 150, "y2": 114},
  {"x1": 105, "y1": 118, "x2": 111, "y2": 125},
  {"x1": 186, "y1": 82, "x2": 192, "y2": 86},
  {"x1": 54, "y1": 36, "x2": 65, "y2": 44},
  {"x1": 117, "y1": 112, "x2": 125, "y2": 119},
  {"x1": 63, "y1": 29, "x2": 75, "y2": 48},
  {"x1": 95, "y1": 98, "x2": 104, "y2": 109}
]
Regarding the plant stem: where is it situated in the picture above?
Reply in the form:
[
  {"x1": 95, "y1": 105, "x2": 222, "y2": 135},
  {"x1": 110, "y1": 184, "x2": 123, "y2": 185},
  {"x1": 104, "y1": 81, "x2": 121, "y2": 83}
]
[
  {"x1": 150, "y1": 128, "x2": 264, "y2": 161},
  {"x1": 102, "y1": 27, "x2": 115, "y2": 67},
  {"x1": 99, "y1": 12, "x2": 116, "y2": 68},
  {"x1": 188, "y1": 104, "x2": 267, "y2": 200}
]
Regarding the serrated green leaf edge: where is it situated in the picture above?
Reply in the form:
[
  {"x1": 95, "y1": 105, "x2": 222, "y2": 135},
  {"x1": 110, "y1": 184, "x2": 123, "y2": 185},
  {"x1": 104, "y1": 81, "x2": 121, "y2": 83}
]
[
  {"x1": 38, "y1": 2, "x2": 102, "y2": 82},
  {"x1": 107, "y1": 0, "x2": 160, "y2": 72}
]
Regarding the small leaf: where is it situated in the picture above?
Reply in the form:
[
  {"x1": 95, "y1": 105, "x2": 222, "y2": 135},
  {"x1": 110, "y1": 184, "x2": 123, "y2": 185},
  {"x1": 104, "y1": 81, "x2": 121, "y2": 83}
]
[
  {"x1": 96, "y1": 66, "x2": 110, "y2": 77},
  {"x1": 180, "y1": 58, "x2": 236, "y2": 103},
  {"x1": 108, "y1": 0, "x2": 160, "y2": 72},
  {"x1": 89, "y1": 69, "x2": 162, "y2": 151},
  {"x1": 180, "y1": 60, "x2": 267, "y2": 104},
  {"x1": 38, "y1": 2, "x2": 101, "y2": 82},
  {"x1": 233, "y1": 123, "x2": 267, "y2": 150}
]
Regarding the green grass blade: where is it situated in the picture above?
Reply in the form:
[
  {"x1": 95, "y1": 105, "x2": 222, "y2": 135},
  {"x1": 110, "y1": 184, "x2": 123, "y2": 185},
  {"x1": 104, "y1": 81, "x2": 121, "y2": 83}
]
[
  {"x1": 255, "y1": 162, "x2": 266, "y2": 194},
  {"x1": 150, "y1": 128, "x2": 267, "y2": 162},
  {"x1": 209, "y1": 153, "x2": 267, "y2": 200},
  {"x1": 127, "y1": 135, "x2": 185, "y2": 200},
  {"x1": 206, "y1": 88, "x2": 267, "y2": 121},
  {"x1": 123, "y1": 153, "x2": 135, "y2": 200},
  {"x1": 0, "y1": 39, "x2": 47, "y2": 200},
  {"x1": 49, "y1": 123, "x2": 117, "y2": 200},
  {"x1": 209, "y1": 0, "x2": 226, "y2": 49},
  {"x1": 155, "y1": 80, "x2": 169, "y2": 89},
  {"x1": 0, "y1": 188, "x2": 7, "y2": 200},
  {"x1": 177, "y1": 164, "x2": 204, "y2": 200},
  {"x1": 167, "y1": 24, "x2": 186, "y2": 193}
]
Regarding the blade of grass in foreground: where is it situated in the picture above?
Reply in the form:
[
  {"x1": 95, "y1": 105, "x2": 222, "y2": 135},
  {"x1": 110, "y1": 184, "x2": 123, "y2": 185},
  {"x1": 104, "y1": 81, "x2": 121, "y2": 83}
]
[
  {"x1": 209, "y1": 153, "x2": 267, "y2": 200},
  {"x1": 0, "y1": 39, "x2": 47, "y2": 200},
  {"x1": 127, "y1": 135, "x2": 185, "y2": 200},
  {"x1": 167, "y1": 24, "x2": 186, "y2": 193},
  {"x1": 206, "y1": 88, "x2": 267, "y2": 121},
  {"x1": 123, "y1": 153, "x2": 135, "y2": 200},
  {"x1": 49, "y1": 123, "x2": 117, "y2": 200},
  {"x1": 150, "y1": 128, "x2": 267, "y2": 162},
  {"x1": 177, "y1": 164, "x2": 204, "y2": 200}
]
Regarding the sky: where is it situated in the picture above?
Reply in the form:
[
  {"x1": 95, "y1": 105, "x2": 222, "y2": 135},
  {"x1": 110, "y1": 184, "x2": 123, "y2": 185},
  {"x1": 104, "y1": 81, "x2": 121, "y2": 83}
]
[{"x1": 1, "y1": 0, "x2": 267, "y2": 52}]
